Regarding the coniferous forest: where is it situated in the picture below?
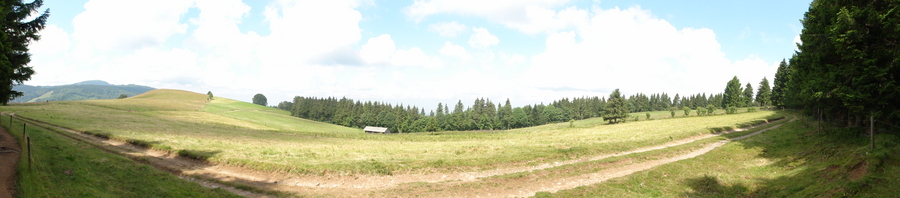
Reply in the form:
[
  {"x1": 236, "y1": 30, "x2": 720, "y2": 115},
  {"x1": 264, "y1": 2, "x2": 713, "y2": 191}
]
[{"x1": 284, "y1": 91, "x2": 746, "y2": 133}]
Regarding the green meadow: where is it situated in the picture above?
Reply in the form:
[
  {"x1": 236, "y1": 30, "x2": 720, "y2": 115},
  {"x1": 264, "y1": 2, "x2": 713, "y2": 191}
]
[{"x1": 2, "y1": 89, "x2": 782, "y2": 175}]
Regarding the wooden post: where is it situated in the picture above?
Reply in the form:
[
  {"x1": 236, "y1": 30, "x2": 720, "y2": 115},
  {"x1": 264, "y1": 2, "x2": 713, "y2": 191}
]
[
  {"x1": 27, "y1": 136, "x2": 32, "y2": 170},
  {"x1": 870, "y1": 115, "x2": 875, "y2": 150},
  {"x1": 22, "y1": 123, "x2": 26, "y2": 139}
]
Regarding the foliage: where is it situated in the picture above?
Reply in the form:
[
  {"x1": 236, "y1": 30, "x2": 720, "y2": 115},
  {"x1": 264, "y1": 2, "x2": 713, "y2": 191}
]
[
  {"x1": 771, "y1": 60, "x2": 789, "y2": 108},
  {"x1": 696, "y1": 107, "x2": 705, "y2": 116},
  {"x1": 0, "y1": 0, "x2": 49, "y2": 105},
  {"x1": 755, "y1": 77, "x2": 771, "y2": 107},
  {"x1": 118, "y1": 94, "x2": 127, "y2": 99},
  {"x1": 252, "y1": 93, "x2": 267, "y2": 106},
  {"x1": 276, "y1": 101, "x2": 292, "y2": 111},
  {"x1": 683, "y1": 107, "x2": 691, "y2": 116},
  {"x1": 706, "y1": 104, "x2": 716, "y2": 116},
  {"x1": 11, "y1": 81, "x2": 155, "y2": 103},
  {"x1": 786, "y1": 0, "x2": 900, "y2": 126},
  {"x1": 726, "y1": 106, "x2": 738, "y2": 114},
  {"x1": 723, "y1": 76, "x2": 743, "y2": 108},
  {"x1": 645, "y1": 112, "x2": 650, "y2": 120},
  {"x1": 670, "y1": 107, "x2": 676, "y2": 117},
  {"x1": 603, "y1": 89, "x2": 629, "y2": 124},
  {"x1": 743, "y1": 83, "x2": 754, "y2": 107},
  {"x1": 207, "y1": 91, "x2": 213, "y2": 100}
]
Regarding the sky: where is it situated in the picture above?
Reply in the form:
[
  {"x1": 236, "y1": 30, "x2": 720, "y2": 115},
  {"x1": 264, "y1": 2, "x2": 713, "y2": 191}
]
[{"x1": 28, "y1": 0, "x2": 811, "y2": 110}]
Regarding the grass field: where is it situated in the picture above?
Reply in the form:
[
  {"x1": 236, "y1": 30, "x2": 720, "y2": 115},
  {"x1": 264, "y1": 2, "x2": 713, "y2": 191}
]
[
  {"x1": 537, "y1": 112, "x2": 900, "y2": 197},
  {"x1": 2, "y1": 89, "x2": 782, "y2": 176},
  {"x1": 2, "y1": 112, "x2": 241, "y2": 197}
]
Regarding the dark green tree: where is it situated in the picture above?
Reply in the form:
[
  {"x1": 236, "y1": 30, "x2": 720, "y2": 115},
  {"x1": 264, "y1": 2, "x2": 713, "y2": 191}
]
[
  {"x1": 743, "y1": 83, "x2": 754, "y2": 106},
  {"x1": 722, "y1": 76, "x2": 743, "y2": 108},
  {"x1": 118, "y1": 94, "x2": 127, "y2": 99},
  {"x1": 603, "y1": 89, "x2": 629, "y2": 124},
  {"x1": 771, "y1": 60, "x2": 789, "y2": 108},
  {"x1": 252, "y1": 93, "x2": 267, "y2": 106},
  {"x1": 755, "y1": 77, "x2": 771, "y2": 107},
  {"x1": 207, "y1": 91, "x2": 214, "y2": 100},
  {"x1": 0, "y1": 0, "x2": 49, "y2": 105}
]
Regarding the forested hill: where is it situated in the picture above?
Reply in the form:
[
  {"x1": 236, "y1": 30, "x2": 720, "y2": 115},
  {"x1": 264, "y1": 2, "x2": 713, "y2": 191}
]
[{"x1": 11, "y1": 80, "x2": 155, "y2": 103}]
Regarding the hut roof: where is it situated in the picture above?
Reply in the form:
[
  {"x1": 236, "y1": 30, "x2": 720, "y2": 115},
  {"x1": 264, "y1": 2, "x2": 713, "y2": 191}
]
[{"x1": 363, "y1": 126, "x2": 390, "y2": 133}]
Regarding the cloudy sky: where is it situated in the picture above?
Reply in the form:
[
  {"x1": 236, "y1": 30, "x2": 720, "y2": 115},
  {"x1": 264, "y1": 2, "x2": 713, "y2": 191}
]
[{"x1": 29, "y1": 0, "x2": 810, "y2": 109}]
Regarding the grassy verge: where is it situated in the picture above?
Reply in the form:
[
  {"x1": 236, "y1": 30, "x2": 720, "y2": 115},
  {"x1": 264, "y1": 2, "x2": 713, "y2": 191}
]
[
  {"x1": 537, "y1": 112, "x2": 900, "y2": 197},
  {"x1": 3, "y1": 117, "x2": 240, "y2": 197}
]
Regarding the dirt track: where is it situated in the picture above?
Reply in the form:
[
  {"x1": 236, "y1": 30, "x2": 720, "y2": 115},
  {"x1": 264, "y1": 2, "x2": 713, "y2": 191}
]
[
  {"x1": 5, "y1": 111, "x2": 792, "y2": 197},
  {"x1": 0, "y1": 122, "x2": 20, "y2": 198}
]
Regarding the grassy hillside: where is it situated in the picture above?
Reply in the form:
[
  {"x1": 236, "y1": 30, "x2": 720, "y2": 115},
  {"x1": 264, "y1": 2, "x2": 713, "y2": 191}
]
[
  {"x1": 11, "y1": 80, "x2": 154, "y2": 103},
  {"x1": 537, "y1": 112, "x2": 900, "y2": 197},
  {"x1": 0, "y1": 89, "x2": 784, "y2": 176},
  {"x1": 2, "y1": 112, "x2": 240, "y2": 197}
]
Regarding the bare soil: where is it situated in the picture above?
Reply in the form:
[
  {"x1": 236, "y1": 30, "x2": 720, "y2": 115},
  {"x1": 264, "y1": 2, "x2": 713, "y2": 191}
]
[
  {"x1": 6, "y1": 111, "x2": 793, "y2": 197},
  {"x1": 0, "y1": 123, "x2": 20, "y2": 198}
]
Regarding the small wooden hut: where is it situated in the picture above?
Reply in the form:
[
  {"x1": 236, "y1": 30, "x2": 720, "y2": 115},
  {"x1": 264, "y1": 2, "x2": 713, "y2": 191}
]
[{"x1": 363, "y1": 126, "x2": 391, "y2": 134}]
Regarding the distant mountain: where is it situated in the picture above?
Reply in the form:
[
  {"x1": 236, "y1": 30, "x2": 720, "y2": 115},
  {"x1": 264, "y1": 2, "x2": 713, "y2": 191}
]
[{"x1": 11, "y1": 80, "x2": 155, "y2": 103}]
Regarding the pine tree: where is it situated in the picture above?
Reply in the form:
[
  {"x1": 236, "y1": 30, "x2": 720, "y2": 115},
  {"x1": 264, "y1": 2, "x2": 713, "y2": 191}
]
[
  {"x1": 755, "y1": 77, "x2": 771, "y2": 107},
  {"x1": 0, "y1": 0, "x2": 49, "y2": 104},
  {"x1": 743, "y1": 83, "x2": 754, "y2": 107},
  {"x1": 771, "y1": 60, "x2": 789, "y2": 108},
  {"x1": 723, "y1": 76, "x2": 743, "y2": 108},
  {"x1": 603, "y1": 89, "x2": 629, "y2": 124}
]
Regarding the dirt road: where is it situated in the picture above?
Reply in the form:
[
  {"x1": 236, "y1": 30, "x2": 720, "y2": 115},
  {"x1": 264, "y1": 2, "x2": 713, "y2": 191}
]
[{"x1": 0, "y1": 123, "x2": 20, "y2": 198}]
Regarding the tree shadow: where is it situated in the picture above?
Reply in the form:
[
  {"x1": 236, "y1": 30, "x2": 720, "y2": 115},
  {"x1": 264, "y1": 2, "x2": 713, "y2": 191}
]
[
  {"x1": 683, "y1": 175, "x2": 750, "y2": 197},
  {"x1": 681, "y1": 113, "x2": 899, "y2": 197}
]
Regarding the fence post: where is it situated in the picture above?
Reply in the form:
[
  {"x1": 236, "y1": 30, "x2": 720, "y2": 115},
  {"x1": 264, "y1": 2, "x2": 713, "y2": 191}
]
[
  {"x1": 27, "y1": 136, "x2": 32, "y2": 170},
  {"x1": 870, "y1": 115, "x2": 875, "y2": 150}
]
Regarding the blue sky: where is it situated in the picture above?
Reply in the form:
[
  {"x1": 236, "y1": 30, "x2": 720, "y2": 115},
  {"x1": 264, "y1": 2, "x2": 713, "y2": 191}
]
[{"x1": 29, "y1": 0, "x2": 810, "y2": 109}]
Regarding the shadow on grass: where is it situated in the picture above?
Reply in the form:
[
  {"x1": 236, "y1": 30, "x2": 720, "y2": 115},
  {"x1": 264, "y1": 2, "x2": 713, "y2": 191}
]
[
  {"x1": 682, "y1": 112, "x2": 900, "y2": 197},
  {"x1": 177, "y1": 149, "x2": 221, "y2": 161}
]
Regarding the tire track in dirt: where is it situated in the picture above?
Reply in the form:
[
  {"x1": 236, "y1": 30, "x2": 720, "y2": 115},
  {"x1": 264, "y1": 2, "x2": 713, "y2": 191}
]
[
  {"x1": 498, "y1": 115, "x2": 796, "y2": 198},
  {"x1": 6, "y1": 111, "x2": 789, "y2": 197}
]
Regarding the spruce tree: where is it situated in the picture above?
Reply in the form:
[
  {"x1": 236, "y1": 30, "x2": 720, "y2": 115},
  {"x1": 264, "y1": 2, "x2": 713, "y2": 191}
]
[
  {"x1": 0, "y1": 0, "x2": 49, "y2": 104},
  {"x1": 603, "y1": 89, "x2": 629, "y2": 124},
  {"x1": 755, "y1": 77, "x2": 771, "y2": 107},
  {"x1": 722, "y1": 76, "x2": 743, "y2": 108},
  {"x1": 743, "y1": 83, "x2": 754, "y2": 107}
]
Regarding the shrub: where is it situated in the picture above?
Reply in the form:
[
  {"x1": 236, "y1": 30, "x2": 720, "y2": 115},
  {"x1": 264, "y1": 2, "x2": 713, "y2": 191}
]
[
  {"x1": 696, "y1": 108, "x2": 705, "y2": 116},
  {"x1": 748, "y1": 107, "x2": 757, "y2": 112},
  {"x1": 726, "y1": 106, "x2": 738, "y2": 114},
  {"x1": 706, "y1": 104, "x2": 716, "y2": 115},
  {"x1": 683, "y1": 107, "x2": 691, "y2": 116},
  {"x1": 645, "y1": 113, "x2": 651, "y2": 120}
]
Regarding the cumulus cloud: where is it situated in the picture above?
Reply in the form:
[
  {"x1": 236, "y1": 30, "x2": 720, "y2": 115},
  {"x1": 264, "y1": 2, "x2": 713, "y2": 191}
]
[
  {"x1": 428, "y1": 21, "x2": 468, "y2": 37},
  {"x1": 72, "y1": 0, "x2": 194, "y2": 54},
  {"x1": 359, "y1": 34, "x2": 396, "y2": 64},
  {"x1": 405, "y1": 0, "x2": 586, "y2": 34},
  {"x1": 468, "y1": 27, "x2": 499, "y2": 49},
  {"x1": 522, "y1": 6, "x2": 773, "y2": 100},
  {"x1": 440, "y1": 41, "x2": 472, "y2": 61}
]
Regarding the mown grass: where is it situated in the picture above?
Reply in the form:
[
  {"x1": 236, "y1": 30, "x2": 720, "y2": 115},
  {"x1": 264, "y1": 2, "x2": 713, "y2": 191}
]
[
  {"x1": 538, "y1": 112, "x2": 900, "y2": 197},
  {"x1": 3, "y1": 115, "x2": 240, "y2": 197},
  {"x1": 1, "y1": 89, "x2": 784, "y2": 176}
]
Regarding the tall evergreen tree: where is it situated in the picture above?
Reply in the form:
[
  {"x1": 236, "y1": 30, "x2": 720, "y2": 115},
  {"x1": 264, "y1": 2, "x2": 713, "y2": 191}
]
[
  {"x1": 771, "y1": 60, "x2": 789, "y2": 108},
  {"x1": 756, "y1": 77, "x2": 771, "y2": 107},
  {"x1": 603, "y1": 89, "x2": 629, "y2": 124},
  {"x1": 722, "y1": 76, "x2": 743, "y2": 108},
  {"x1": 1, "y1": 0, "x2": 49, "y2": 104},
  {"x1": 743, "y1": 83, "x2": 754, "y2": 106}
]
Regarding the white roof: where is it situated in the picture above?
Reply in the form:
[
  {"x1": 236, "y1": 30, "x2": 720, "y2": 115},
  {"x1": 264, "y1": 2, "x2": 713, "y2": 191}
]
[{"x1": 363, "y1": 126, "x2": 389, "y2": 133}]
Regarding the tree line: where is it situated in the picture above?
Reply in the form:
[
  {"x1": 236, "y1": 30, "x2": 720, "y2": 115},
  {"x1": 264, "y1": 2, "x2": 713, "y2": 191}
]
[
  {"x1": 772, "y1": 0, "x2": 899, "y2": 129},
  {"x1": 280, "y1": 84, "x2": 772, "y2": 132}
]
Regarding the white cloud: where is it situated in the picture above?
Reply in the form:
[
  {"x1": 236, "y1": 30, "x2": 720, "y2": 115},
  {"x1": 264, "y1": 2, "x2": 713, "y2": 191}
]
[
  {"x1": 359, "y1": 34, "x2": 396, "y2": 64},
  {"x1": 405, "y1": 0, "x2": 587, "y2": 34},
  {"x1": 440, "y1": 41, "x2": 472, "y2": 61},
  {"x1": 428, "y1": 21, "x2": 468, "y2": 37},
  {"x1": 522, "y1": 6, "x2": 772, "y2": 101},
  {"x1": 72, "y1": 0, "x2": 194, "y2": 54},
  {"x1": 793, "y1": 34, "x2": 802, "y2": 50},
  {"x1": 468, "y1": 27, "x2": 499, "y2": 49},
  {"x1": 392, "y1": 47, "x2": 441, "y2": 68}
]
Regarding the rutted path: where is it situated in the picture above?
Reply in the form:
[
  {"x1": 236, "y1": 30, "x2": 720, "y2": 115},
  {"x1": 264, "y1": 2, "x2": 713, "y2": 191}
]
[
  {"x1": 4, "y1": 111, "x2": 790, "y2": 197},
  {"x1": 498, "y1": 115, "x2": 796, "y2": 198}
]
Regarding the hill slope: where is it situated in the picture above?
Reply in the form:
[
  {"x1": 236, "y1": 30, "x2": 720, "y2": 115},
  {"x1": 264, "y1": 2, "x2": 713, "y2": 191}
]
[{"x1": 11, "y1": 80, "x2": 155, "y2": 103}]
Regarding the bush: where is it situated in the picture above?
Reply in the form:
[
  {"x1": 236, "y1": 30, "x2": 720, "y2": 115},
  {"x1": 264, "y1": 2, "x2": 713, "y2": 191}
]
[
  {"x1": 696, "y1": 108, "x2": 705, "y2": 116},
  {"x1": 726, "y1": 106, "x2": 738, "y2": 114},
  {"x1": 645, "y1": 113, "x2": 651, "y2": 120},
  {"x1": 748, "y1": 107, "x2": 757, "y2": 112},
  {"x1": 706, "y1": 104, "x2": 716, "y2": 115},
  {"x1": 683, "y1": 107, "x2": 691, "y2": 116}
]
